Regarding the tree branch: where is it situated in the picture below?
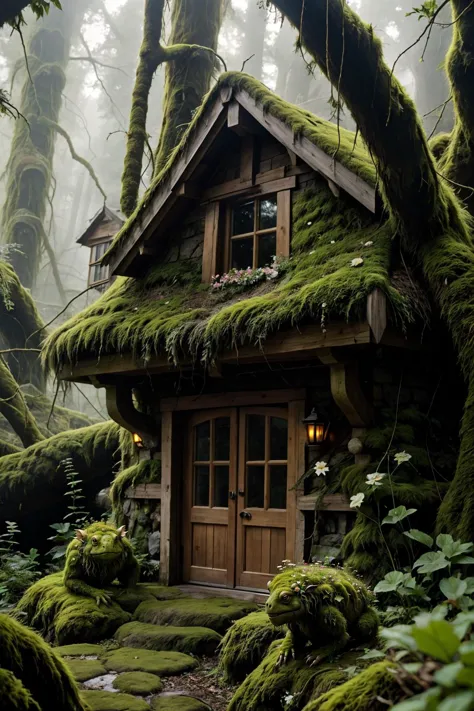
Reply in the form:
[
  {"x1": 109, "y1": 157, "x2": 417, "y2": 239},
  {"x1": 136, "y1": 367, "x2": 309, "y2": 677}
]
[
  {"x1": 0, "y1": 357, "x2": 44, "y2": 447},
  {"x1": 69, "y1": 56, "x2": 130, "y2": 77}
]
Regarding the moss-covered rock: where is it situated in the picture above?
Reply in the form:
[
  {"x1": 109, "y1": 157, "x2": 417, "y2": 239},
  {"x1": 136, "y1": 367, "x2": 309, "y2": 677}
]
[
  {"x1": 140, "y1": 584, "x2": 184, "y2": 600},
  {"x1": 115, "y1": 621, "x2": 222, "y2": 656},
  {"x1": 102, "y1": 647, "x2": 198, "y2": 676},
  {"x1": 111, "y1": 586, "x2": 155, "y2": 613},
  {"x1": 218, "y1": 610, "x2": 285, "y2": 683},
  {"x1": 151, "y1": 697, "x2": 211, "y2": 711},
  {"x1": 0, "y1": 669, "x2": 41, "y2": 711},
  {"x1": 302, "y1": 661, "x2": 402, "y2": 711},
  {"x1": 0, "y1": 613, "x2": 86, "y2": 711},
  {"x1": 64, "y1": 659, "x2": 107, "y2": 682},
  {"x1": 55, "y1": 643, "x2": 104, "y2": 658},
  {"x1": 80, "y1": 690, "x2": 149, "y2": 711},
  {"x1": 112, "y1": 671, "x2": 163, "y2": 695},
  {"x1": 15, "y1": 573, "x2": 131, "y2": 644},
  {"x1": 134, "y1": 597, "x2": 257, "y2": 633}
]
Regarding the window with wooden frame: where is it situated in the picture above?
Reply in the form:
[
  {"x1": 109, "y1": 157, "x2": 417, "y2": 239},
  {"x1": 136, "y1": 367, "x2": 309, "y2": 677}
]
[
  {"x1": 202, "y1": 189, "x2": 291, "y2": 282},
  {"x1": 88, "y1": 240, "x2": 111, "y2": 290}
]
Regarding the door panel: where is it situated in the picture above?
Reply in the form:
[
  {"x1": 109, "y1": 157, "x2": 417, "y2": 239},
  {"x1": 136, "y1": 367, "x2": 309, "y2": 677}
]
[
  {"x1": 183, "y1": 410, "x2": 237, "y2": 587},
  {"x1": 236, "y1": 407, "x2": 290, "y2": 590}
]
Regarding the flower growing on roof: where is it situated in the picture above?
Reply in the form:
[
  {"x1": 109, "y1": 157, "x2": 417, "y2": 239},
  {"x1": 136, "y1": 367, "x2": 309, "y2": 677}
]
[
  {"x1": 394, "y1": 451, "x2": 412, "y2": 465},
  {"x1": 350, "y1": 257, "x2": 364, "y2": 267},
  {"x1": 364, "y1": 241, "x2": 373, "y2": 247},
  {"x1": 314, "y1": 461, "x2": 329, "y2": 476},
  {"x1": 350, "y1": 493, "x2": 365, "y2": 508},
  {"x1": 366, "y1": 472, "x2": 385, "y2": 487}
]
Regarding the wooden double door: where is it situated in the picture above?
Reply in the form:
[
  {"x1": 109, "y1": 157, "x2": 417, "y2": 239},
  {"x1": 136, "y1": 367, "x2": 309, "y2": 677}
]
[{"x1": 183, "y1": 406, "x2": 294, "y2": 591}]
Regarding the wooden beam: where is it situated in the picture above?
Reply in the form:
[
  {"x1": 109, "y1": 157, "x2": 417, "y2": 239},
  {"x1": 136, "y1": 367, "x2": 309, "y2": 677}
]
[
  {"x1": 288, "y1": 399, "x2": 307, "y2": 565},
  {"x1": 297, "y1": 493, "x2": 352, "y2": 512},
  {"x1": 327, "y1": 178, "x2": 340, "y2": 198},
  {"x1": 105, "y1": 384, "x2": 158, "y2": 439},
  {"x1": 240, "y1": 135, "x2": 255, "y2": 182},
  {"x1": 367, "y1": 288, "x2": 387, "y2": 344},
  {"x1": 328, "y1": 361, "x2": 373, "y2": 427},
  {"x1": 161, "y1": 388, "x2": 305, "y2": 412},
  {"x1": 175, "y1": 182, "x2": 201, "y2": 199},
  {"x1": 276, "y1": 190, "x2": 291, "y2": 258},
  {"x1": 227, "y1": 100, "x2": 263, "y2": 136},
  {"x1": 202, "y1": 175, "x2": 296, "y2": 203},
  {"x1": 160, "y1": 411, "x2": 181, "y2": 585},
  {"x1": 201, "y1": 202, "x2": 220, "y2": 283},
  {"x1": 125, "y1": 483, "x2": 161, "y2": 500}
]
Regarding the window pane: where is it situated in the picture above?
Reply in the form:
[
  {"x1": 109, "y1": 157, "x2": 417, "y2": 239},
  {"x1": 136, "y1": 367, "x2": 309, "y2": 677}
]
[
  {"x1": 257, "y1": 232, "x2": 276, "y2": 267},
  {"x1": 195, "y1": 421, "x2": 210, "y2": 461},
  {"x1": 93, "y1": 264, "x2": 102, "y2": 282},
  {"x1": 232, "y1": 201, "x2": 254, "y2": 235},
  {"x1": 269, "y1": 465, "x2": 287, "y2": 509},
  {"x1": 270, "y1": 417, "x2": 288, "y2": 460},
  {"x1": 214, "y1": 417, "x2": 230, "y2": 461},
  {"x1": 194, "y1": 465, "x2": 209, "y2": 506},
  {"x1": 247, "y1": 415, "x2": 265, "y2": 461},
  {"x1": 259, "y1": 197, "x2": 277, "y2": 229},
  {"x1": 231, "y1": 237, "x2": 254, "y2": 270},
  {"x1": 214, "y1": 465, "x2": 229, "y2": 507},
  {"x1": 246, "y1": 465, "x2": 264, "y2": 507}
]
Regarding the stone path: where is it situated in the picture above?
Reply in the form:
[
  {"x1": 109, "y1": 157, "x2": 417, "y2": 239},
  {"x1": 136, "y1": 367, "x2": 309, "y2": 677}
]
[{"x1": 57, "y1": 587, "x2": 257, "y2": 711}]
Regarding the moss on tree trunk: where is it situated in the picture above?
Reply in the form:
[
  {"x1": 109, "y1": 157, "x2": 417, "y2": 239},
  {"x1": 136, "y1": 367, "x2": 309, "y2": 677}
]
[{"x1": 0, "y1": 358, "x2": 44, "y2": 448}]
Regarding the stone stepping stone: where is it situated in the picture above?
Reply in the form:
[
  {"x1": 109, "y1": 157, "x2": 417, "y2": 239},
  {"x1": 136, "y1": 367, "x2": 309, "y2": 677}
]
[
  {"x1": 83, "y1": 674, "x2": 118, "y2": 692},
  {"x1": 55, "y1": 643, "x2": 104, "y2": 658},
  {"x1": 102, "y1": 647, "x2": 197, "y2": 676},
  {"x1": 113, "y1": 671, "x2": 163, "y2": 695},
  {"x1": 134, "y1": 597, "x2": 257, "y2": 634},
  {"x1": 151, "y1": 696, "x2": 211, "y2": 711},
  {"x1": 64, "y1": 658, "x2": 107, "y2": 682},
  {"x1": 115, "y1": 621, "x2": 222, "y2": 656},
  {"x1": 140, "y1": 584, "x2": 184, "y2": 601},
  {"x1": 81, "y1": 690, "x2": 149, "y2": 711}
]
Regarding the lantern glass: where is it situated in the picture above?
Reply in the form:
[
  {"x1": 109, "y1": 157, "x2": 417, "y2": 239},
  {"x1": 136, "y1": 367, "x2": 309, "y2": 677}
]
[
  {"x1": 302, "y1": 409, "x2": 326, "y2": 445},
  {"x1": 314, "y1": 423, "x2": 325, "y2": 443},
  {"x1": 133, "y1": 432, "x2": 144, "y2": 448}
]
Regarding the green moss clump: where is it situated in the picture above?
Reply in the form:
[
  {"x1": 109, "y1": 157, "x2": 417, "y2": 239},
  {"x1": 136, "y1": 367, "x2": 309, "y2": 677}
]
[
  {"x1": 80, "y1": 690, "x2": 149, "y2": 711},
  {"x1": 110, "y1": 459, "x2": 162, "y2": 525},
  {"x1": 64, "y1": 659, "x2": 107, "y2": 683},
  {"x1": 140, "y1": 584, "x2": 184, "y2": 600},
  {"x1": 112, "y1": 671, "x2": 163, "y2": 695},
  {"x1": 218, "y1": 610, "x2": 284, "y2": 683},
  {"x1": 0, "y1": 669, "x2": 41, "y2": 711},
  {"x1": 102, "y1": 647, "x2": 197, "y2": 676},
  {"x1": 115, "y1": 621, "x2": 222, "y2": 656},
  {"x1": 134, "y1": 597, "x2": 257, "y2": 634},
  {"x1": 55, "y1": 644, "x2": 104, "y2": 658},
  {"x1": 302, "y1": 661, "x2": 402, "y2": 711},
  {"x1": 0, "y1": 613, "x2": 85, "y2": 711},
  {"x1": 15, "y1": 572, "x2": 131, "y2": 645},
  {"x1": 111, "y1": 587, "x2": 155, "y2": 613},
  {"x1": 151, "y1": 697, "x2": 211, "y2": 711}
]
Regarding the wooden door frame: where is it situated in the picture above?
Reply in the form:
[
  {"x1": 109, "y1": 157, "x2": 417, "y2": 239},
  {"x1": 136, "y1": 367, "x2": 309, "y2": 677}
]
[{"x1": 182, "y1": 408, "x2": 238, "y2": 588}]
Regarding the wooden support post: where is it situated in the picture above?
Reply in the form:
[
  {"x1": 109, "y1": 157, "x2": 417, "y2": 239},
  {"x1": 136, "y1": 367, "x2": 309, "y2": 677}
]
[
  {"x1": 160, "y1": 411, "x2": 181, "y2": 585},
  {"x1": 319, "y1": 351, "x2": 373, "y2": 427},
  {"x1": 201, "y1": 202, "x2": 220, "y2": 282},
  {"x1": 288, "y1": 399, "x2": 307, "y2": 563},
  {"x1": 367, "y1": 288, "x2": 387, "y2": 344},
  {"x1": 105, "y1": 384, "x2": 158, "y2": 441}
]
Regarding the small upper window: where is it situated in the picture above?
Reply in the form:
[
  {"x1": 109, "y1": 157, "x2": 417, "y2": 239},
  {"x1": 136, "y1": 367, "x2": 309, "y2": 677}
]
[
  {"x1": 88, "y1": 240, "x2": 111, "y2": 290},
  {"x1": 230, "y1": 196, "x2": 277, "y2": 270}
]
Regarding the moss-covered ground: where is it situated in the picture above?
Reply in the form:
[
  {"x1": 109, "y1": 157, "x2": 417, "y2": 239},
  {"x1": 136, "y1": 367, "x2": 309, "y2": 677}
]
[
  {"x1": 102, "y1": 647, "x2": 198, "y2": 676},
  {"x1": 134, "y1": 597, "x2": 257, "y2": 634},
  {"x1": 80, "y1": 690, "x2": 149, "y2": 711},
  {"x1": 151, "y1": 696, "x2": 211, "y2": 711},
  {"x1": 115, "y1": 621, "x2": 222, "y2": 656},
  {"x1": 55, "y1": 643, "x2": 104, "y2": 658},
  {"x1": 112, "y1": 671, "x2": 164, "y2": 695},
  {"x1": 64, "y1": 659, "x2": 107, "y2": 683}
]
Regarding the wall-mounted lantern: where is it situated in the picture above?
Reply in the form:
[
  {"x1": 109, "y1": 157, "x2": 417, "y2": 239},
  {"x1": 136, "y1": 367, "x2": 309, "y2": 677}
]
[
  {"x1": 302, "y1": 409, "x2": 327, "y2": 446},
  {"x1": 132, "y1": 432, "x2": 144, "y2": 449}
]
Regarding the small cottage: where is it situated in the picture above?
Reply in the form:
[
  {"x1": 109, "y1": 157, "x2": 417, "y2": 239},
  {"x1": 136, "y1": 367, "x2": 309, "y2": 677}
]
[
  {"x1": 76, "y1": 205, "x2": 124, "y2": 291},
  {"x1": 44, "y1": 73, "x2": 460, "y2": 593}
]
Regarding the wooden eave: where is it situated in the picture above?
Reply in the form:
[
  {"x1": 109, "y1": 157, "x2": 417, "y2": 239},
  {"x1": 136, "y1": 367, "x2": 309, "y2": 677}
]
[
  {"x1": 76, "y1": 205, "x2": 124, "y2": 246},
  {"x1": 107, "y1": 86, "x2": 377, "y2": 278}
]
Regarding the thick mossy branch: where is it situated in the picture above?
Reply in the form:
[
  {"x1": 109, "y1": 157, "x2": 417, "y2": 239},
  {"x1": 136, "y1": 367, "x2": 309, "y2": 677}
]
[
  {"x1": 153, "y1": 0, "x2": 224, "y2": 175},
  {"x1": 0, "y1": 357, "x2": 44, "y2": 447},
  {"x1": 110, "y1": 458, "x2": 161, "y2": 525}
]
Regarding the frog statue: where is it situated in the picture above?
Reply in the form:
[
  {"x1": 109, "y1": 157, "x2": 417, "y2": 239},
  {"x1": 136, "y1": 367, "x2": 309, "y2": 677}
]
[
  {"x1": 64, "y1": 522, "x2": 140, "y2": 606},
  {"x1": 265, "y1": 563, "x2": 379, "y2": 667}
]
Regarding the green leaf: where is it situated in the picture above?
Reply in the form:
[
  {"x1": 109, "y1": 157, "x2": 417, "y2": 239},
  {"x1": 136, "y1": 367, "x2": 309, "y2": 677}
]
[
  {"x1": 459, "y1": 641, "x2": 474, "y2": 667},
  {"x1": 453, "y1": 611, "x2": 474, "y2": 640},
  {"x1": 438, "y1": 690, "x2": 474, "y2": 711},
  {"x1": 413, "y1": 551, "x2": 449, "y2": 575},
  {"x1": 380, "y1": 625, "x2": 417, "y2": 651},
  {"x1": 456, "y1": 666, "x2": 474, "y2": 687},
  {"x1": 404, "y1": 530, "x2": 434, "y2": 548},
  {"x1": 392, "y1": 688, "x2": 441, "y2": 711},
  {"x1": 374, "y1": 571, "x2": 406, "y2": 593},
  {"x1": 360, "y1": 649, "x2": 385, "y2": 660},
  {"x1": 412, "y1": 620, "x2": 460, "y2": 662},
  {"x1": 382, "y1": 506, "x2": 417, "y2": 525},
  {"x1": 433, "y1": 662, "x2": 464, "y2": 687},
  {"x1": 437, "y1": 534, "x2": 454, "y2": 549},
  {"x1": 453, "y1": 556, "x2": 474, "y2": 565},
  {"x1": 440, "y1": 578, "x2": 468, "y2": 601}
]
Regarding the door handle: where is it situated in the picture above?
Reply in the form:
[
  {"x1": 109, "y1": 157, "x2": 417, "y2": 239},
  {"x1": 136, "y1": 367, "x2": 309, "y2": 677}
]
[
  {"x1": 229, "y1": 491, "x2": 237, "y2": 501},
  {"x1": 238, "y1": 489, "x2": 245, "y2": 496},
  {"x1": 240, "y1": 511, "x2": 252, "y2": 520}
]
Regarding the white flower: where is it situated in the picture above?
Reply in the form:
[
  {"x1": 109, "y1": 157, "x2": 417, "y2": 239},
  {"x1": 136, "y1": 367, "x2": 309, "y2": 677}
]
[
  {"x1": 350, "y1": 257, "x2": 364, "y2": 267},
  {"x1": 321, "y1": 302, "x2": 327, "y2": 308},
  {"x1": 350, "y1": 493, "x2": 365, "y2": 508},
  {"x1": 394, "y1": 451, "x2": 412, "y2": 465},
  {"x1": 307, "y1": 221, "x2": 313, "y2": 226},
  {"x1": 364, "y1": 241, "x2": 373, "y2": 247},
  {"x1": 314, "y1": 461, "x2": 329, "y2": 476},
  {"x1": 309, "y1": 250, "x2": 315, "y2": 255},
  {"x1": 366, "y1": 472, "x2": 385, "y2": 487},
  {"x1": 330, "y1": 240, "x2": 335, "y2": 244}
]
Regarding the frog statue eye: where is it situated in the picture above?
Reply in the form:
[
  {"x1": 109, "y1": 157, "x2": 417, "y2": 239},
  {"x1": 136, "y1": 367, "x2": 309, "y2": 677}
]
[
  {"x1": 91, "y1": 536, "x2": 99, "y2": 546},
  {"x1": 279, "y1": 591, "x2": 291, "y2": 604}
]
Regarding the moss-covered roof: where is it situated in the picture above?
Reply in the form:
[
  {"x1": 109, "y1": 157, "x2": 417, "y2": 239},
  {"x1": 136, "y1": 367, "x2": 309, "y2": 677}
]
[{"x1": 43, "y1": 74, "x2": 423, "y2": 373}]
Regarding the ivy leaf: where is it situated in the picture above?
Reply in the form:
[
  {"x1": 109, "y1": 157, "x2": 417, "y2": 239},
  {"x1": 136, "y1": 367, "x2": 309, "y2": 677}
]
[
  {"x1": 433, "y1": 661, "x2": 464, "y2": 688},
  {"x1": 438, "y1": 690, "x2": 474, "y2": 711},
  {"x1": 374, "y1": 571, "x2": 406, "y2": 593},
  {"x1": 382, "y1": 506, "x2": 417, "y2": 525},
  {"x1": 380, "y1": 625, "x2": 417, "y2": 652},
  {"x1": 452, "y1": 611, "x2": 474, "y2": 640},
  {"x1": 413, "y1": 551, "x2": 449, "y2": 575},
  {"x1": 459, "y1": 641, "x2": 474, "y2": 667},
  {"x1": 453, "y1": 556, "x2": 474, "y2": 565},
  {"x1": 456, "y1": 666, "x2": 474, "y2": 687},
  {"x1": 439, "y1": 578, "x2": 468, "y2": 601},
  {"x1": 360, "y1": 649, "x2": 385, "y2": 660},
  {"x1": 412, "y1": 620, "x2": 460, "y2": 663},
  {"x1": 404, "y1": 530, "x2": 434, "y2": 548},
  {"x1": 392, "y1": 688, "x2": 441, "y2": 711},
  {"x1": 406, "y1": 1, "x2": 439, "y2": 20}
]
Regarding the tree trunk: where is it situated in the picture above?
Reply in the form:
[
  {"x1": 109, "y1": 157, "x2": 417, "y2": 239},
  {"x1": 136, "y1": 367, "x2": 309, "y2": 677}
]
[
  {"x1": 0, "y1": 358, "x2": 43, "y2": 448},
  {"x1": 0, "y1": 0, "x2": 77, "y2": 289},
  {"x1": 153, "y1": 0, "x2": 224, "y2": 175}
]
